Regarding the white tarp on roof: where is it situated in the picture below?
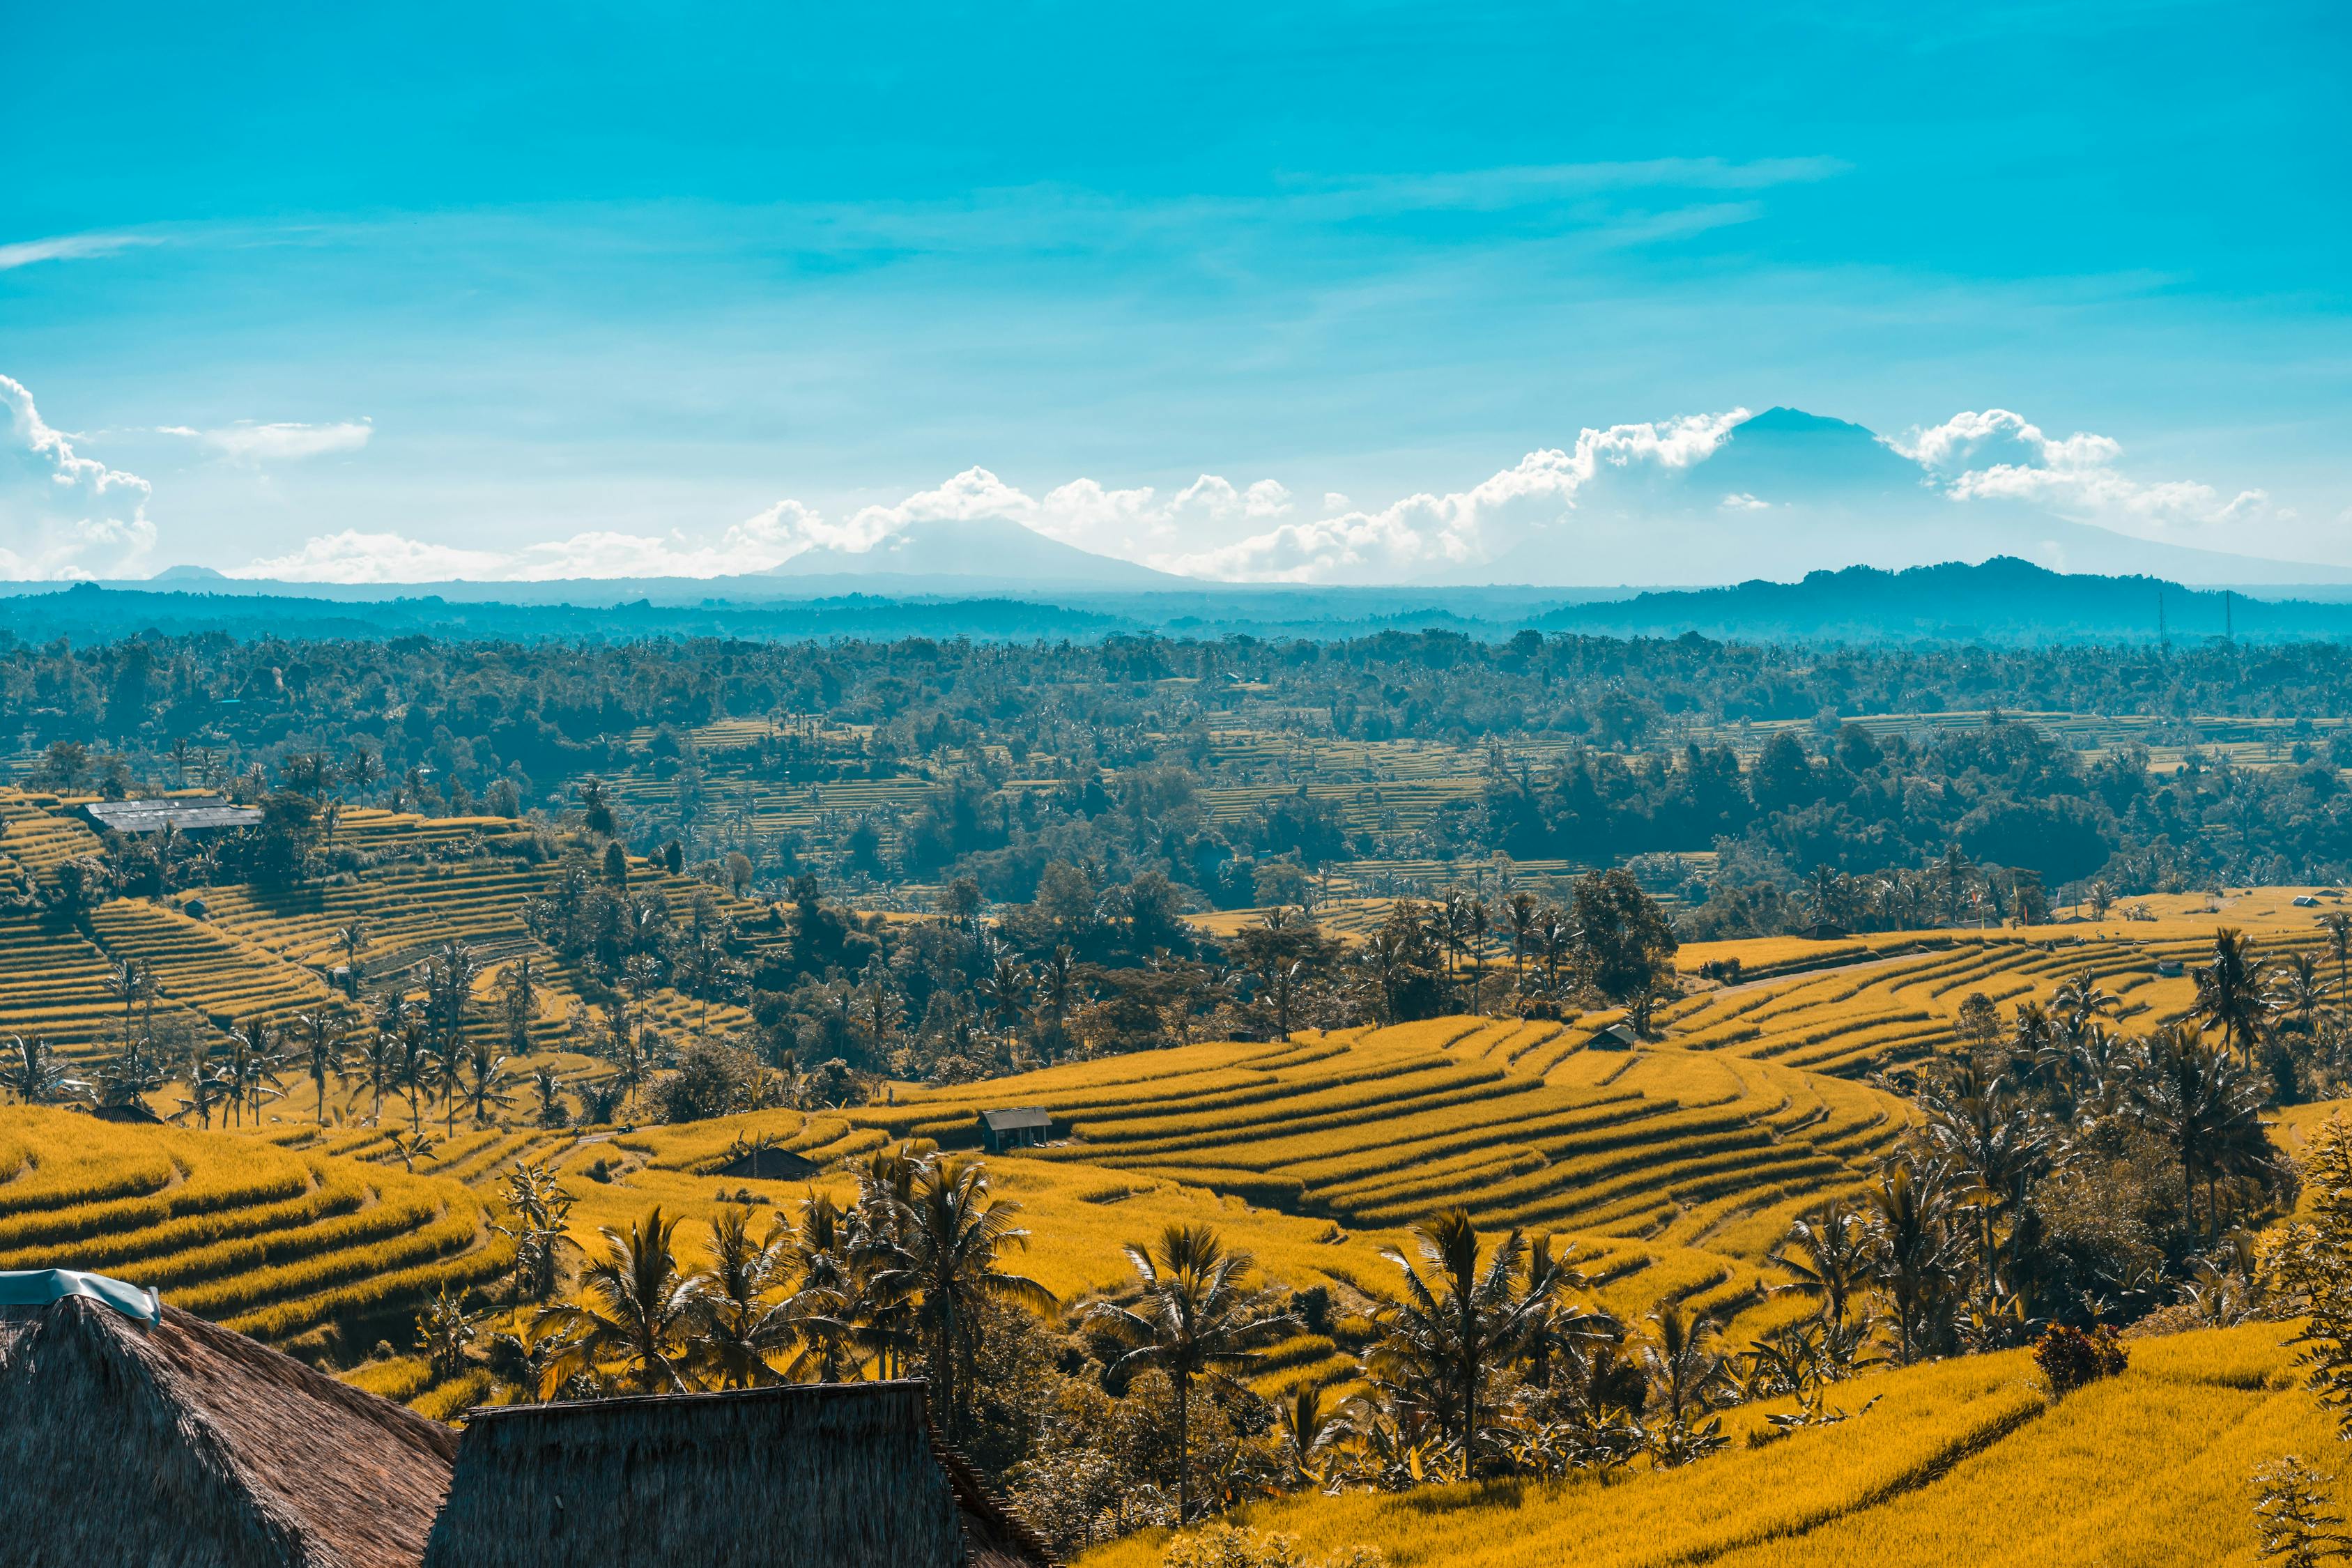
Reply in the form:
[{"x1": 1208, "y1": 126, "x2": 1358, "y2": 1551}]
[{"x1": 0, "y1": 1269, "x2": 160, "y2": 1325}]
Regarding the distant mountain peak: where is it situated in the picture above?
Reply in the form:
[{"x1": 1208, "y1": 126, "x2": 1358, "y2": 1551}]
[
  {"x1": 150, "y1": 564, "x2": 228, "y2": 581},
  {"x1": 1730, "y1": 406, "x2": 1874, "y2": 438},
  {"x1": 765, "y1": 513, "x2": 1180, "y2": 587}
]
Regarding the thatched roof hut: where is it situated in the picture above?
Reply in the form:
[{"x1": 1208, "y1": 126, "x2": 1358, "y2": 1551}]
[
  {"x1": 0, "y1": 1281, "x2": 455, "y2": 1568},
  {"x1": 422, "y1": 1380, "x2": 1053, "y2": 1568}
]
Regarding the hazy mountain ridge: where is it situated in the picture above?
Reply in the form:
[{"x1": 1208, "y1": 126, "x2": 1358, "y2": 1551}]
[{"x1": 9, "y1": 558, "x2": 2352, "y2": 646}]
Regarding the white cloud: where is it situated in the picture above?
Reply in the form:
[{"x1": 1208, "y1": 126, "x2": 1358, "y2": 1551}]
[
  {"x1": 0, "y1": 231, "x2": 161, "y2": 271},
  {"x1": 236, "y1": 530, "x2": 507, "y2": 583},
  {"x1": 183, "y1": 400, "x2": 2300, "y2": 587},
  {"x1": 1161, "y1": 410, "x2": 1748, "y2": 582},
  {"x1": 0, "y1": 374, "x2": 157, "y2": 579},
  {"x1": 1898, "y1": 407, "x2": 2268, "y2": 534},
  {"x1": 165, "y1": 419, "x2": 374, "y2": 463}
]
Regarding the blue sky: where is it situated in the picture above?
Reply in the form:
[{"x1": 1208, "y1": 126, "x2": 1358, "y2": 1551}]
[{"x1": 3, "y1": 1, "x2": 2348, "y2": 582}]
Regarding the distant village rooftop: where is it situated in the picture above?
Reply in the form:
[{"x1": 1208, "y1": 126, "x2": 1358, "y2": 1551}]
[{"x1": 78, "y1": 795, "x2": 262, "y2": 835}]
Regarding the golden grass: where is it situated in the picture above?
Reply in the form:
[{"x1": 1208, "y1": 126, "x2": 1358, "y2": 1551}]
[
  {"x1": 1079, "y1": 1320, "x2": 2325, "y2": 1568},
  {"x1": 0, "y1": 1107, "x2": 504, "y2": 1351}
]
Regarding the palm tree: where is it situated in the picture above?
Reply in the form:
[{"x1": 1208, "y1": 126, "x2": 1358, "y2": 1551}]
[
  {"x1": 2050, "y1": 971, "x2": 2121, "y2": 1041},
  {"x1": 1539, "y1": 905, "x2": 1576, "y2": 997},
  {"x1": 1937, "y1": 843, "x2": 1975, "y2": 924},
  {"x1": 2273, "y1": 951, "x2": 2330, "y2": 1031},
  {"x1": 385, "y1": 1129, "x2": 437, "y2": 1171},
  {"x1": 354, "y1": 1026, "x2": 397, "y2": 1126},
  {"x1": 1912, "y1": 1059, "x2": 2050, "y2": 1297},
  {"x1": 226, "y1": 1020, "x2": 282, "y2": 1127},
  {"x1": 533, "y1": 1205, "x2": 707, "y2": 1394},
  {"x1": 1263, "y1": 958, "x2": 1306, "y2": 1043},
  {"x1": 3, "y1": 1035, "x2": 87, "y2": 1105},
  {"x1": 427, "y1": 939, "x2": 482, "y2": 1061},
  {"x1": 396, "y1": 1015, "x2": 433, "y2": 1133},
  {"x1": 2321, "y1": 910, "x2": 2352, "y2": 1002},
  {"x1": 2197, "y1": 927, "x2": 2274, "y2": 1066},
  {"x1": 896, "y1": 1155, "x2": 1056, "y2": 1438},
  {"x1": 976, "y1": 951, "x2": 1030, "y2": 1039},
  {"x1": 1036, "y1": 944, "x2": 1078, "y2": 1061},
  {"x1": 1865, "y1": 1160, "x2": 1962, "y2": 1365},
  {"x1": 466, "y1": 1043, "x2": 517, "y2": 1127},
  {"x1": 1466, "y1": 898, "x2": 1491, "y2": 1015},
  {"x1": 1506, "y1": 892, "x2": 1540, "y2": 992},
  {"x1": 1765, "y1": 1201, "x2": 1874, "y2": 1332},
  {"x1": 1271, "y1": 1383, "x2": 1342, "y2": 1489},
  {"x1": 1640, "y1": 1304, "x2": 1729, "y2": 1452},
  {"x1": 774, "y1": 1191, "x2": 873, "y2": 1383},
  {"x1": 1090, "y1": 1224, "x2": 1296, "y2": 1523},
  {"x1": 175, "y1": 1034, "x2": 229, "y2": 1127},
  {"x1": 530, "y1": 1064, "x2": 570, "y2": 1128},
  {"x1": 501, "y1": 955, "x2": 540, "y2": 1054},
  {"x1": 1368, "y1": 1208, "x2": 1554, "y2": 1465},
  {"x1": 2134, "y1": 1021, "x2": 2272, "y2": 1240},
  {"x1": 102, "y1": 958, "x2": 141, "y2": 1054},
  {"x1": 1438, "y1": 893, "x2": 1470, "y2": 1000},
  {"x1": 691, "y1": 1206, "x2": 792, "y2": 1390},
  {"x1": 435, "y1": 1036, "x2": 466, "y2": 1137},
  {"x1": 335, "y1": 921, "x2": 370, "y2": 996},
  {"x1": 1804, "y1": 863, "x2": 1845, "y2": 929},
  {"x1": 296, "y1": 1010, "x2": 345, "y2": 1126}
]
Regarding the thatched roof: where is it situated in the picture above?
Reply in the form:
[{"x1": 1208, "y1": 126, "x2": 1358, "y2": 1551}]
[
  {"x1": 712, "y1": 1144, "x2": 821, "y2": 1180},
  {"x1": 979, "y1": 1107, "x2": 1051, "y2": 1132},
  {"x1": 0, "y1": 1295, "x2": 454, "y2": 1568},
  {"x1": 422, "y1": 1380, "x2": 1052, "y2": 1568}
]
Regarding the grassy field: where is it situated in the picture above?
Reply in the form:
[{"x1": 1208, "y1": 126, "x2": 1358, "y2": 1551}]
[{"x1": 1077, "y1": 1319, "x2": 2328, "y2": 1568}]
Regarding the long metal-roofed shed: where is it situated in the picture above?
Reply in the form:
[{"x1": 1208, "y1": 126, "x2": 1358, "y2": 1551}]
[
  {"x1": 79, "y1": 796, "x2": 263, "y2": 835},
  {"x1": 977, "y1": 1107, "x2": 1052, "y2": 1153}
]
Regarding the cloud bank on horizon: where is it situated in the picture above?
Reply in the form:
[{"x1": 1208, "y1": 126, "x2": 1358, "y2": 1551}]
[{"x1": 0, "y1": 371, "x2": 2284, "y2": 587}]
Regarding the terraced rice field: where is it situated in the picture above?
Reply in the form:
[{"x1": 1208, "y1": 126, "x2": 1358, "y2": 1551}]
[
  {"x1": 0, "y1": 1106, "x2": 509, "y2": 1348},
  {"x1": 0, "y1": 787, "x2": 103, "y2": 884},
  {"x1": 870, "y1": 1023, "x2": 1900, "y2": 1243},
  {"x1": 199, "y1": 860, "x2": 553, "y2": 973},
  {"x1": 0, "y1": 783, "x2": 769, "y2": 1066},
  {"x1": 1663, "y1": 888, "x2": 2352, "y2": 1078},
  {"x1": 86, "y1": 898, "x2": 348, "y2": 1031},
  {"x1": 576, "y1": 1015, "x2": 1906, "y2": 1405},
  {"x1": 0, "y1": 913, "x2": 211, "y2": 1053}
]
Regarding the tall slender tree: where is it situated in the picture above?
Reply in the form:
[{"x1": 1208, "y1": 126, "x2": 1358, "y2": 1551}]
[
  {"x1": 1090, "y1": 1224, "x2": 1296, "y2": 1523},
  {"x1": 893, "y1": 1155, "x2": 1056, "y2": 1438},
  {"x1": 2321, "y1": 910, "x2": 2352, "y2": 1004},
  {"x1": 2197, "y1": 927, "x2": 2274, "y2": 1066}
]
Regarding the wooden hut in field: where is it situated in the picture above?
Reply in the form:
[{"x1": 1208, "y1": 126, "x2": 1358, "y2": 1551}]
[
  {"x1": 977, "y1": 1106, "x2": 1052, "y2": 1153},
  {"x1": 0, "y1": 1269, "x2": 456, "y2": 1568},
  {"x1": 422, "y1": 1380, "x2": 1053, "y2": 1568}
]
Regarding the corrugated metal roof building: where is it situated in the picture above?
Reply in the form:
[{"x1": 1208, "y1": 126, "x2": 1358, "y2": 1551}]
[{"x1": 79, "y1": 797, "x2": 263, "y2": 835}]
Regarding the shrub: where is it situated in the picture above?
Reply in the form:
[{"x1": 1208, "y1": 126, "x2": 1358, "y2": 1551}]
[
  {"x1": 2033, "y1": 1323, "x2": 2129, "y2": 1394},
  {"x1": 1162, "y1": 1524, "x2": 1386, "y2": 1568}
]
